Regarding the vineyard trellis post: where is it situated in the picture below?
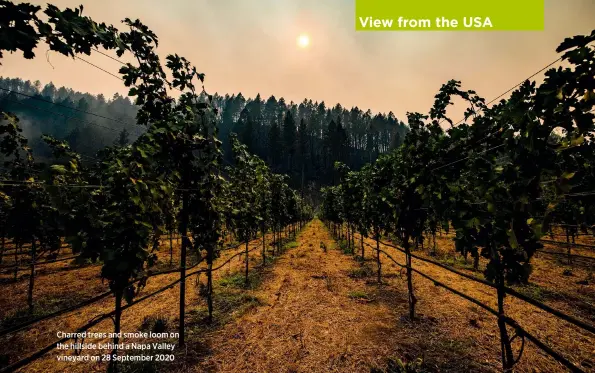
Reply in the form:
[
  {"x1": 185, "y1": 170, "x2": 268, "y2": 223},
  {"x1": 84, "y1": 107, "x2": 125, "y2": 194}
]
[
  {"x1": 27, "y1": 238, "x2": 37, "y2": 311},
  {"x1": 178, "y1": 176, "x2": 190, "y2": 347},
  {"x1": 360, "y1": 233, "x2": 365, "y2": 259},
  {"x1": 375, "y1": 231, "x2": 381, "y2": 283},
  {"x1": 403, "y1": 232, "x2": 416, "y2": 319},
  {"x1": 244, "y1": 239, "x2": 249, "y2": 284}
]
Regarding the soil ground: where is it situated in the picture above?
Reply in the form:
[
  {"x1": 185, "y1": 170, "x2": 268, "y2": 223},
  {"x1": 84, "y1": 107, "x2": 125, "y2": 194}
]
[
  {"x1": 0, "y1": 231, "x2": 282, "y2": 373},
  {"x1": 1, "y1": 221, "x2": 593, "y2": 373},
  {"x1": 179, "y1": 220, "x2": 594, "y2": 373}
]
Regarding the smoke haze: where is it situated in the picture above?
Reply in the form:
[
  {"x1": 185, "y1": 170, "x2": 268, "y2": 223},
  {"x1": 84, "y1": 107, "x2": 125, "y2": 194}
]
[{"x1": 1, "y1": 0, "x2": 594, "y2": 121}]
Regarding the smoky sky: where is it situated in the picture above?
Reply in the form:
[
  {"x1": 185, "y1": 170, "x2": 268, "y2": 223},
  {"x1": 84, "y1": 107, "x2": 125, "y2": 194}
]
[{"x1": 1, "y1": 0, "x2": 594, "y2": 122}]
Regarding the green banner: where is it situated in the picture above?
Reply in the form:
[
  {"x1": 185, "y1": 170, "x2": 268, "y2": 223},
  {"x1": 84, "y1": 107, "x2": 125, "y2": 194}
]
[{"x1": 355, "y1": 0, "x2": 544, "y2": 31}]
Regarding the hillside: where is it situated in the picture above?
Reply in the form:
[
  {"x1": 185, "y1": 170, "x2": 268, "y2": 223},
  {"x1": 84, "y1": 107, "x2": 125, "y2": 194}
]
[{"x1": 0, "y1": 77, "x2": 408, "y2": 192}]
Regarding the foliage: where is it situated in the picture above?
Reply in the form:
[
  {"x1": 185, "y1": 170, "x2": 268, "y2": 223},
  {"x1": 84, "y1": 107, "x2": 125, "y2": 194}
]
[
  {"x1": 0, "y1": 1, "x2": 313, "y2": 362},
  {"x1": 322, "y1": 28, "x2": 595, "y2": 371}
]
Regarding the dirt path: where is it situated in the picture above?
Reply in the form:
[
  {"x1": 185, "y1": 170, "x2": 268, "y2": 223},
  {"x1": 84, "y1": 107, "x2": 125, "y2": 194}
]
[
  {"x1": 182, "y1": 219, "x2": 595, "y2": 373},
  {"x1": 196, "y1": 220, "x2": 420, "y2": 373}
]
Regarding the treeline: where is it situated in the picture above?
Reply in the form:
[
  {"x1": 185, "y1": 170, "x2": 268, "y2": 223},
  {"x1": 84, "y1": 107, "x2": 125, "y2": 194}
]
[
  {"x1": 0, "y1": 77, "x2": 409, "y2": 190},
  {"x1": 0, "y1": 78, "x2": 140, "y2": 157},
  {"x1": 214, "y1": 92, "x2": 409, "y2": 188}
]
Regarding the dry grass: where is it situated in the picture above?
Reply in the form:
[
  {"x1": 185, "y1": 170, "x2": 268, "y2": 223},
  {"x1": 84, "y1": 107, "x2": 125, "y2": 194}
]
[
  {"x1": 1, "y1": 222, "x2": 593, "y2": 373},
  {"x1": 359, "y1": 232, "x2": 594, "y2": 373},
  {"x1": 187, "y1": 221, "x2": 491, "y2": 373},
  {"x1": 421, "y1": 232, "x2": 595, "y2": 326},
  {"x1": 0, "y1": 231, "x2": 280, "y2": 373}
]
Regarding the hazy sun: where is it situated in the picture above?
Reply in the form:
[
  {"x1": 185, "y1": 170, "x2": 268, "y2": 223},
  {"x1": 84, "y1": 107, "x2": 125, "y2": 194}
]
[{"x1": 297, "y1": 34, "x2": 310, "y2": 48}]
